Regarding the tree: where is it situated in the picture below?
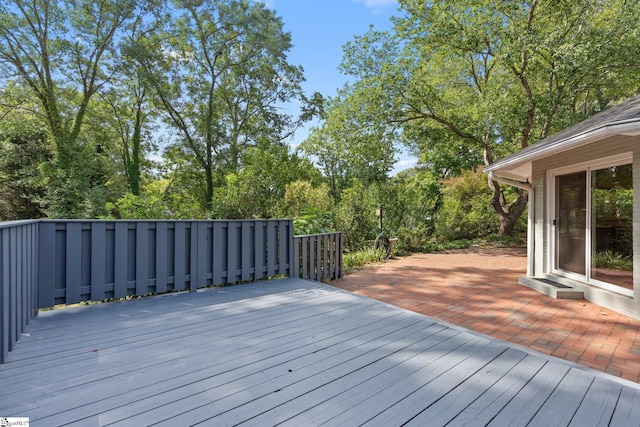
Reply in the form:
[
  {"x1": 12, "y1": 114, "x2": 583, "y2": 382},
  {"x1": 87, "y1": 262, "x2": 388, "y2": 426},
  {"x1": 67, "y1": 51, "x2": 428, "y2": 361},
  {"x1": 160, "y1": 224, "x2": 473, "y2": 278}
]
[
  {"x1": 339, "y1": 0, "x2": 640, "y2": 235},
  {"x1": 213, "y1": 143, "x2": 322, "y2": 219},
  {"x1": 282, "y1": 181, "x2": 332, "y2": 218},
  {"x1": 0, "y1": 0, "x2": 154, "y2": 216},
  {"x1": 335, "y1": 179, "x2": 378, "y2": 251},
  {"x1": 96, "y1": 72, "x2": 158, "y2": 197},
  {"x1": 373, "y1": 168, "x2": 441, "y2": 251},
  {"x1": 131, "y1": 0, "x2": 319, "y2": 212},
  {"x1": 0, "y1": 83, "x2": 51, "y2": 219},
  {"x1": 300, "y1": 85, "x2": 398, "y2": 202}
]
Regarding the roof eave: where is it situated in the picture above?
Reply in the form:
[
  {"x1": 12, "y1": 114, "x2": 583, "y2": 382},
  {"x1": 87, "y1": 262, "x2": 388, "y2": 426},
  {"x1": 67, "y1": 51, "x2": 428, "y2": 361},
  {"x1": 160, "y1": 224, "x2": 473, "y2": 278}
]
[{"x1": 485, "y1": 119, "x2": 640, "y2": 181}]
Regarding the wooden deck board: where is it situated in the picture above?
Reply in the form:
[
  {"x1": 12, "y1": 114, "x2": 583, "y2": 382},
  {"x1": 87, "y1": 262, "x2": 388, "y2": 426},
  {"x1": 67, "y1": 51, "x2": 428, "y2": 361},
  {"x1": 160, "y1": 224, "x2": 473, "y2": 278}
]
[{"x1": 1, "y1": 278, "x2": 639, "y2": 426}]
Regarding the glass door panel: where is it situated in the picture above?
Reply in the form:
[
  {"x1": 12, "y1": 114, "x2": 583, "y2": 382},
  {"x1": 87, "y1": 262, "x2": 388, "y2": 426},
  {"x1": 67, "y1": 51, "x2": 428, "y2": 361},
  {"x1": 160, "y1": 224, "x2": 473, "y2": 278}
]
[
  {"x1": 556, "y1": 172, "x2": 586, "y2": 275},
  {"x1": 591, "y1": 164, "x2": 633, "y2": 290}
]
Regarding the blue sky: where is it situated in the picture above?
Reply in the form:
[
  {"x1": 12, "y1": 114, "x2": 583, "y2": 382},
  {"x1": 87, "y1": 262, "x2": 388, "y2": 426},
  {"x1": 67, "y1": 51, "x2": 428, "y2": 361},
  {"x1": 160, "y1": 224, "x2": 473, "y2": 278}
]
[{"x1": 265, "y1": 0, "x2": 418, "y2": 174}]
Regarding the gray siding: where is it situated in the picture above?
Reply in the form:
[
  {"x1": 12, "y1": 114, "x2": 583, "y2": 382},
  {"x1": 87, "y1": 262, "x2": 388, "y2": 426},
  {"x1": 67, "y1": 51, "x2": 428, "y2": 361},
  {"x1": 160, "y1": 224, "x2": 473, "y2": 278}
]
[{"x1": 0, "y1": 220, "x2": 39, "y2": 364}]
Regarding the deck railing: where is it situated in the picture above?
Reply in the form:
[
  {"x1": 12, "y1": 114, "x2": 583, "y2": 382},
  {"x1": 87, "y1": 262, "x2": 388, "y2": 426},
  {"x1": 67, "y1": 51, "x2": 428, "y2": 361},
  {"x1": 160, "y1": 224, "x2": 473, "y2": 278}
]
[
  {"x1": 0, "y1": 220, "x2": 39, "y2": 365},
  {"x1": 294, "y1": 232, "x2": 343, "y2": 281},
  {"x1": 0, "y1": 219, "x2": 343, "y2": 364}
]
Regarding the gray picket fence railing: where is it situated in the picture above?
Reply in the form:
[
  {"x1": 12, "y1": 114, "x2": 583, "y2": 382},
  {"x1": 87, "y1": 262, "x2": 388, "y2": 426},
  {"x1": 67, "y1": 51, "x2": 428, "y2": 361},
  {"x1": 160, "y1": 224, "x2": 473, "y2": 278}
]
[
  {"x1": 0, "y1": 219, "x2": 343, "y2": 364},
  {"x1": 293, "y1": 232, "x2": 343, "y2": 282},
  {"x1": 0, "y1": 220, "x2": 40, "y2": 366}
]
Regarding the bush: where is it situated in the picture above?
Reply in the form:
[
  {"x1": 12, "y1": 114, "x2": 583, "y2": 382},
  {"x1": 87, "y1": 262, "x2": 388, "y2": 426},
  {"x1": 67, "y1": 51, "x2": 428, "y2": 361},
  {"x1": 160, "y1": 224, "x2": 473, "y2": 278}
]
[
  {"x1": 422, "y1": 239, "x2": 471, "y2": 253},
  {"x1": 283, "y1": 181, "x2": 332, "y2": 217},
  {"x1": 335, "y1": 179, "x2": 378, "y2": 251},
  {"x1": 436, "y1": 167, "x2": 499, "y2": 240},
  {"x1": 293, "y1": 209, "x2": 335, "y2": 235},
  {"x1": 344, "y1": 247, "x2": 387, "y2": 272},
  {"x1": 594, "y1": 250, "x2": 633, "y2": 271}
]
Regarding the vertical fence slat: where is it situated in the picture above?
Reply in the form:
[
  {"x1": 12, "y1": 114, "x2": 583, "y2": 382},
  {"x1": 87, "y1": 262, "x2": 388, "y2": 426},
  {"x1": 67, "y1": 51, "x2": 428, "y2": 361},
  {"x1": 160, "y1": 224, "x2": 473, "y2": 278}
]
[
  {"x1": 31, "y1": 225, "x2": 38, "y2": 317},
  {"x1": 9, "y1": 227, "x2": 18, "y2": 346},
  {"x1": 278, "y1": 220, "x2": 287, "y2": 276},
  {"x1": 241, "y1": 222, "x2": 251, "y2": 282},
  {"x1": 8, "y1": 227, "x2": 16, "y2": 355},
  {"x1": 91, "y1": 222, "x2": 106, "y2": 301},
  {"x1": 267, "y1": 222, "x2": 277, "y2": 277},
  {"x1": 136, "y1": 222, "x2": 149, "y2": 295},
  {"x1": 212, "y1": 222, "x2": 224, "y2": 285},
  {"x1": 228, "y1": 221, "x2": 239, "y2": 283},
  {"x1": 315, "y1": 234, "x2": 322, "y2": 281},
  {"x1": 293, "y1": 235, "x2": 300, "y2": 279},
  {"x1": 18, "y1": 226, "x2": 25, "y2": 335},
  {"x1": 190, "y1": 222, "x2": 204, "y2": 292},
  {"x1": 328, "y1": 234, "x2": 335, "y2": 280},
  {"x1": 255, "y1": 221, "x2": 266, "y2": 279},
  {"x1": 38, "y1": 222, "x2": 55, "y2": 308},
  {"x1": 114, "y1": 222, "x2": 128, "y2": 299},
  {"x1": 174, "y1": 222, "x2": 186, "y2": 291},
  {"x1": 65, "y1": 223, "x2": 83, "y2": 304},
  {"x1": 155, "y1": 222, "x2": 168, "y2": 294}
]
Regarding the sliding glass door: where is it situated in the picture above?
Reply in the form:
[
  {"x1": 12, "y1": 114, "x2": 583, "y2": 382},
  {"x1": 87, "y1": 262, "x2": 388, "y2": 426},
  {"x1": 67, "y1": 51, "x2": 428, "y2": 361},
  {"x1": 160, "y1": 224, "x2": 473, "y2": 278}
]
[
  {"x1": 556, "y1": 172, "x2": 587, "y2": 275},
  {"x1": 553, "y1": 158, "x2": 633, "y2": 295}
]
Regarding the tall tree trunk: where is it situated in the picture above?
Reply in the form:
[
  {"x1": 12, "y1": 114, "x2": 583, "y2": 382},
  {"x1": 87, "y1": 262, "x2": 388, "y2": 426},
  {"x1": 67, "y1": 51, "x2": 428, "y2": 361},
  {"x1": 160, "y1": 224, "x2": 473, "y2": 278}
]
[
  {"x1": 126, "y1": 105, "x2": 143, "y2": 196},
  {"x1": 488, "y1": 180, "x2": 528, "y2": 236}
]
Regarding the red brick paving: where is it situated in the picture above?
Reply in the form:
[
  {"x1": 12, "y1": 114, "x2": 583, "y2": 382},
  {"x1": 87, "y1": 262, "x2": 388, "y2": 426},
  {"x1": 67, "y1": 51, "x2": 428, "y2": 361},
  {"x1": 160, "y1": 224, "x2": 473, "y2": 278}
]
[{"x1": 332, "y1": 246, "x2": 640, "y2": 383}]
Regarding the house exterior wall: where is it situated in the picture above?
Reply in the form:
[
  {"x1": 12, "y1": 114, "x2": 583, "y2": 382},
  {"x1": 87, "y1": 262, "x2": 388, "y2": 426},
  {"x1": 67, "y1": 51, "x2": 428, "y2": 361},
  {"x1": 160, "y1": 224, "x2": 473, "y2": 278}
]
[{"x1": 530, "y1": 135, "x2": 640, "y2": 319}]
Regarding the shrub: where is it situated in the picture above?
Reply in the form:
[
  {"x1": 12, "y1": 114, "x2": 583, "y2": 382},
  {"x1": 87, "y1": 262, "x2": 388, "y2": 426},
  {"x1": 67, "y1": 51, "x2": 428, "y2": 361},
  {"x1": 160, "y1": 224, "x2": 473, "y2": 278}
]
[
  {"x1": 436, "y1": 167, "x2": 499, "y2": 240},
  {"x1": 335, "y1": 179, "x2": 378, "y2": 251}
]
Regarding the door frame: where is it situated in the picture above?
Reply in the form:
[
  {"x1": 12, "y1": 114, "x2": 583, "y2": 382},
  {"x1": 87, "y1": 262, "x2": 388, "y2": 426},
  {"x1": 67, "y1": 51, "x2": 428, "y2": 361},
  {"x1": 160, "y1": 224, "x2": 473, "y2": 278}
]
[{"x1": 547, "y1": 152, "x2": 633, "y2": 296}]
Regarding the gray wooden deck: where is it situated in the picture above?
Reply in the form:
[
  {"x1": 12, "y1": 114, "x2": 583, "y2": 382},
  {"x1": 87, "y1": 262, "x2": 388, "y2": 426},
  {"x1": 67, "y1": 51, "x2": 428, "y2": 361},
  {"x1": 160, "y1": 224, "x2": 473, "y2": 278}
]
[{"x1": 1, "y1": 278, "x2": 639, "y2": 426}]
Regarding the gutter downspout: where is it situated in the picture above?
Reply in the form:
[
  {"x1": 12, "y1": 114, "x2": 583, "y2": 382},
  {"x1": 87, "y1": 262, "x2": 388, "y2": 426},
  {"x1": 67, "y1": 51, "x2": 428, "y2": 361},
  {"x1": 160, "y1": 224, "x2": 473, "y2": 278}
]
[{"x1": 488, "y1": 171, "x2": 534, "y2": 277}]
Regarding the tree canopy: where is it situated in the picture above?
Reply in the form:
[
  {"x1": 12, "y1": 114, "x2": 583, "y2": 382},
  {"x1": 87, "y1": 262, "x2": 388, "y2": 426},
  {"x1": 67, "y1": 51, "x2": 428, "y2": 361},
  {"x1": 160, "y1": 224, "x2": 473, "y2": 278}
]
[
  {"x1": 333, "y1": 0, "x2": 640, "y2": 234},
  {"x1": 1, "y1": 0, "x2": 639, "y2": 252},
  {"x1": 0, "y1": 0, "x2": 321, "y2": 218}
]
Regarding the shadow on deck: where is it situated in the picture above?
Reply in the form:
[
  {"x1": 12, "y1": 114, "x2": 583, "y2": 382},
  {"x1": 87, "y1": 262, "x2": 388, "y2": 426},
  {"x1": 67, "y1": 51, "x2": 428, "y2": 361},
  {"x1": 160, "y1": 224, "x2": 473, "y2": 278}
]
[{"x1": 1, "y1": 278, "x2": 639, "y2": 426}]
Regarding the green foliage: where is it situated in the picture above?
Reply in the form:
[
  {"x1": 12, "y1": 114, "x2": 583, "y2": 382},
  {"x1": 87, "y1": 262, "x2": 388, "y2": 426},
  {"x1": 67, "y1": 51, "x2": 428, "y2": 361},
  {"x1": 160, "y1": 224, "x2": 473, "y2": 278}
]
[
  {"x1": 299, "y1": 89, "x2": 397, "y2": 200},
  {"x1": 107, "y1": 181, "x2": 170, "y2": 219},
  {"x1": 282, "y1": 181, "x2": 333, "y2": 217},
  {"x1": 41, "y1": 139, "x2": 113, "y2": 219},
  {"x1": 336, "y1": 0, "x2": 640, "y2": 235},
  {"x1": 213, "y1": 145, "x2": 322, "y2": 219},
  {"x1": 343, "y1": 248, "x2": 387, "y2": 272},
  {"x1": 474, "y1": 234, "x2": 526, "y2": 248},
  {"x1": 130, "y1": 0, "x2": 318, "y2": 212},
  {"x1": 594, "y1": 250, "x2": 633, "y2": 272},
  {"x1": 437, "y1": 168, "x2": 500, "y2": 240},
  {"x1": 0, "y1": 0, "x2": 149, "y2": 216},
  {"x1": 370, "y1": 169, "x2": 441, "y2": 253},
  {"x1": 335, "y1": 179, "x2": 378, "y2": 251},
  {"x1": 0, "y1": 118, "x2": 51, "y2": 220},
  {"x1": 293, "y1": 210, "x2": 335, "y2": 235},
  {"x1": 422, "y1": 239, "x2": 471, "y2": 253}
]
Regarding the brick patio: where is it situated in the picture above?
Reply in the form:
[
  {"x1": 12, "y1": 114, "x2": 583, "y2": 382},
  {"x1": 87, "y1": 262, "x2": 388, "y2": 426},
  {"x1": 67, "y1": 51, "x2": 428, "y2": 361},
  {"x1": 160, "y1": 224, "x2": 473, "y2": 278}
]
[{"x1": 332, "y1": 246, "x2": 640, "y2": 383}]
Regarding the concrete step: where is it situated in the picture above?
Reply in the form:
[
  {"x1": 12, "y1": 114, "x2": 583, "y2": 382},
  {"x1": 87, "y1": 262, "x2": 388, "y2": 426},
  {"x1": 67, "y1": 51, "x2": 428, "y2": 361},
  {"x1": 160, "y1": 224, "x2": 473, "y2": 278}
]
[{"x1": 519, "y1": 277, "x2": 584, "y2": 299}]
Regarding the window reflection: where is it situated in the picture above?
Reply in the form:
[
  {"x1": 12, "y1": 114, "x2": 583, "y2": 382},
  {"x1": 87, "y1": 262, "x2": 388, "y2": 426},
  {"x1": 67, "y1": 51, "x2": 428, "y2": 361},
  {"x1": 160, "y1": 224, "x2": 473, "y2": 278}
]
[{"x1": 591, "y1": 164, "x2": 633, "y2": 290}]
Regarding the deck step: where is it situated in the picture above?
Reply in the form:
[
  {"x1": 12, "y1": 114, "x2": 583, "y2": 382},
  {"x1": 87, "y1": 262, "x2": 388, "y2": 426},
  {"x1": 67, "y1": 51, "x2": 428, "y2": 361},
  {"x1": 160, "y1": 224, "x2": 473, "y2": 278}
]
[{"x1": 519, "y1": 277, "x2": 584, "y2": 299}]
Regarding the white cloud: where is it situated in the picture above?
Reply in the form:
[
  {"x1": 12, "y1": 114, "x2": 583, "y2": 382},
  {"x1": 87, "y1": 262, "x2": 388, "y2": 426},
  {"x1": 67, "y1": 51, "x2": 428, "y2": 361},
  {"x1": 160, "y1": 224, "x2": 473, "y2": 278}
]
[
  {"x1": 392, "y1": 158, "x2": 418, "y2": 175},
  {"x1": 354, "y1": 0, "x2": 397, "y2": 9}
]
